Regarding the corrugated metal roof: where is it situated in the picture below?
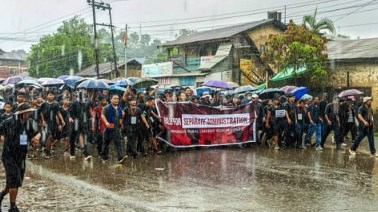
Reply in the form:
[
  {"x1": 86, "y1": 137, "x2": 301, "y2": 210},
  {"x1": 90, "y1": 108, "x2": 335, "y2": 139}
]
[
  {"x1": 327, "y1": 38, "x2": 378, "y2": 60},
  {"x1": 0, "y1": 50, "x2": 28, "y2": 61},
  {"x1": 163, "y1": 19, "x2": 284, "y2": 47},
  {"x1": 76, "y1": 62, "x2": 117, "y2": 77}
]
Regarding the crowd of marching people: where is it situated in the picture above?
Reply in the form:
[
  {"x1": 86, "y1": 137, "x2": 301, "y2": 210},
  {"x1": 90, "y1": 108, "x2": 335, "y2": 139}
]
[
  {"x1": 0, "y1": 81, "x2": 376, "y2": 211},
  {"x1": 0, "y1": 84, "x2": 376, "y2": 164}
]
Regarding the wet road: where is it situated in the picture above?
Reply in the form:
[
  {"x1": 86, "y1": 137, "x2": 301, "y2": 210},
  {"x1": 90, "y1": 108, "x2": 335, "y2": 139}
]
[{"x1": 2, "y1": 140, "x2": 378, "y2": 211}]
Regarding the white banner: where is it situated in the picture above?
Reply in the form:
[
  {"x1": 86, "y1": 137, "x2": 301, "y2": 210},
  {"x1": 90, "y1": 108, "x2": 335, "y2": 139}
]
[{"x1": 182, "y1": 113, "x2": 250, "y2": 129}]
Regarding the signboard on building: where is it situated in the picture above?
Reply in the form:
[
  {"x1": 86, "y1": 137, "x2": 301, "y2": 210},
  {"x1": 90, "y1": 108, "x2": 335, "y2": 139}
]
[
  {"x1": 200, "y1": 56, "x2": 214, "y2": 64},
  {"x1": 141, "y1": 62, "x2": 173, "y2": 78}
]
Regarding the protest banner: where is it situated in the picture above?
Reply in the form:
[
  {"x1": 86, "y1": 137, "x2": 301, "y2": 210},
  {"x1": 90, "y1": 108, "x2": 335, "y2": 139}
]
[{"x1": 156, "y1": 100, "x2": 256, "y2": 148}]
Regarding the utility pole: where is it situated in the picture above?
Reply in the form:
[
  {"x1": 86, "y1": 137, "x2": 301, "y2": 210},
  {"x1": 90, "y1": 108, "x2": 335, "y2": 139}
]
[
  {"x1": 88, "y1": 0, "x2": 100, "y2": 79},
  {"x1": 87, "y1": 0, "x2": 118, "y2": 78},
  {"x1": 124, "y1": 24, "x2": 128, "y2": 78}
]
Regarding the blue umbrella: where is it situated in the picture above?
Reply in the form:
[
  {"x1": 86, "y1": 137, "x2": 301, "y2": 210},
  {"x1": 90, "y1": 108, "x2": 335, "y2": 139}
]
[
  {"x1": 113, "y1": 78, "x2": 130, "y2": 87},
  {"x1": 64, "y1": 76, "x2": 83, "y2": 89},
  {"x1": 196, "y1": 86, "x2": 213, "y2": 96},
  {"x1": 290, "y1": 87, "x2": 309, "y2": 100},
  {"x1": 77, "y1": 79, "x2": 109, "y2": 90},
  {"x1": 126, "y1": 77, "x2": 139, "y2": 85},
  {"x1": 109, "y1": 85, "x2": 125, "y2": 92}
]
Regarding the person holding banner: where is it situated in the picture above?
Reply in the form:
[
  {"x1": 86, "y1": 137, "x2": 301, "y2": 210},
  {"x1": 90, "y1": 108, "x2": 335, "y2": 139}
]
[{"x1": 265, "y1": 95, "x2": 285, "y2": 150}]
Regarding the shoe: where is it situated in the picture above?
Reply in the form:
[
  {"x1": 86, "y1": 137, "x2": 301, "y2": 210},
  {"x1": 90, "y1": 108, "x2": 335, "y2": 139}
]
[
  {"x1": 8, "y1": 205, "x2": 19, "y2": 212},
  {"x1": 102, "y1": 159, "x2": 108, "y2": 163},
  {"x1": 316, "y1": 146, "x2": 323, "y2": 151},
  {"x1": 70, "y1": 155, "x2": 76, "y2": 160},
  {"x1": 341, "y1": 143, "x2": 347, "y2": 147},
  {"x1": 118, "y1": 155, "x2": 128, "y2": 164},
  {"x1": 372, "y1": 153, "x2": 378, "y2": 157},
  {"x1": 274, "y1": 145, "x2": 280, "y2": 150},
  {"x1": 84, "y1": 155, "x2": 92, "y2": 161},
  {"x1": 44, "y1": 154, "x2": 52, "y2": 159},
  {"x1": 349, "y1": 149, "x2": 356, "y2": 156}
]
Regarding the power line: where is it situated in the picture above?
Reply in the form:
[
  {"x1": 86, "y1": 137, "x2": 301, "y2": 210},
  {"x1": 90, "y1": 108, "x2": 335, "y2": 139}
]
[{"x1": 334, "y1": 0, "x2": 378, "y2": 22}]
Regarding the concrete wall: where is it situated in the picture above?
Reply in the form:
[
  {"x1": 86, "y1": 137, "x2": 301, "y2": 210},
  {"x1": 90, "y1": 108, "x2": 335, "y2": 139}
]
[{"x1": 329, "y1": 61, "x2": 378, "y2": 112}]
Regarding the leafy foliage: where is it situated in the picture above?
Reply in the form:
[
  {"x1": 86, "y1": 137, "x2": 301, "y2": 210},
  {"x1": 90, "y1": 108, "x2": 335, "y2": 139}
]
[
  {"x1": 262, "y1": 20, "x2": 328, "y2": 83},
  {"x1": 27, "y1": 17, "x2": 113, "y2": 78},
  {"x1": 114, "y1": 31, "x2": 167, "y2": 64},
  {"x1": 302, "y1": 8, "x2": 335, "y2": 35}
]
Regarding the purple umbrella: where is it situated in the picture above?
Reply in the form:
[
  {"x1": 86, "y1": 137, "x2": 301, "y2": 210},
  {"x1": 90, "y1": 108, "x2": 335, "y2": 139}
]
[
  {"x1": 41, "y1": 79, "x2": 65, "y2": 87},
  {"x1": 280, "y1": 86, "x2": 297, "y2": 94},
  {"x1": 58, "y1": 75, "x2": 70, "y2": 80},
  {"x1": 202, "y1": 79, "x2": 232, "y2": 90},
  {"x1": 338, "y1": 89, "x2": 364, "y2": 98},
  {"x1": 2, "y1": 76, "x2": 23, "y2": 85}
]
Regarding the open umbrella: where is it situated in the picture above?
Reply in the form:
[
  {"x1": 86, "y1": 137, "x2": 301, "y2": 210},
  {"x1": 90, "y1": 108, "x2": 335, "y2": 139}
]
[
  {"x1": 2, "y1": 76, "x2": 23, "y2": 85},
  {"x1": 64, "y1": 76, "x2": 83, "y2": 89},
  {"x1": 77, "y1": 79, "x2": 109, "y2": 90},
  {"x1": 202, "y1": 79, "x2": 232, "y2": 90},
  {"x1": 109, "y1": 85, "x2": 126, "y2": 92},
  {"x1": 126, "y1": 77, "x2": 139, "y2": 85},
  {"x1": 16, "y1": 79, "x2": 42, "y2": 88},
  {"x1": 133, "y1": 78, "x2": 158, "y2": 89},
  {"x1": 290, "y1": 87, "x2": 309, "y2": 100},
  {"x1": 113, "y1": 78, "x2": 130, "y2": 87},
  {"x1": 227, "y1": 81, "x2": 239, "y2": 89},
  {"x1": 338, "y1": 89, "x2": 363, "y2": 98},
  {"x1": 280, "y1": 85, "x2": 297, "y2": 94},
  {"x1": 100, "y1": 79, "x2": 114, "y2": 85},
  {"x1": 258, "y1": 88, "x2": 285, "y2": 99},
  {"x1": 41, "y1": 79, "x2": 65, "y2": 87},
  {"x1": 58, "y1": 75, "x2": 70, "y2": 80},
  {"x1": 234, "y1": 85, "x2": 256, "y2": 94},
  {"x1": 300, "y1": 94, "x2": 313, "y2": 101},
  {"x1": 196, "y1": 86, "x2": 213, "y2": 96}
]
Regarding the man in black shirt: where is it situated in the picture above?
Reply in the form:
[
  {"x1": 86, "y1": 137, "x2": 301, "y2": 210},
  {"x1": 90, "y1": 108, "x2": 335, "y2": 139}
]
[
  {"x1": 349, "y1": 97, "x2": 377, "y2": 156},
  {"x1": 0, "y1": 103, "x2": 40, "y2": 212},
  {"x1": 123, "y1": 98, "x2": 148, "y2": 158},
  {"x1": 284, "y1": 94, "x2": 297, "y2": 148},
  {"x1": 321, "y1": 98, "x2": 341, "y2": 150},
  {"x1": 41, "y1": 91, "x2": 64, "y2": 159}
]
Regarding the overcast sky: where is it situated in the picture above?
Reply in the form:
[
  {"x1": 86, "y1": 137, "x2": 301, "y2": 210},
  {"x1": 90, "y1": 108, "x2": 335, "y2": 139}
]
[{"x1": 1, "y1": 0, "x2": 378, "y2": 52}]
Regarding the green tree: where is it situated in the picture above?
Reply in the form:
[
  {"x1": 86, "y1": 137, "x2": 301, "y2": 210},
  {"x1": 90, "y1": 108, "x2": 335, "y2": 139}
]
[
  {"x1": 175, "y1": 29, "x2": 197, "y2": 38},
  {"x1": 114, "y1": 31, "x2": 167, "y2": 64},
  {"x1": 27, "y1": 17, "x2": 113, "y2": 77},
  {"x1": 262, "y1": 20, "x2": 328, "y2": 84},
  {"x1": 303, "y1": 8, "x2": 335, "y2": 35}
]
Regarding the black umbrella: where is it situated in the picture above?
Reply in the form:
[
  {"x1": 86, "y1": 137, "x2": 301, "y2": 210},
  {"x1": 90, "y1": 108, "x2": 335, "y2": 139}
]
[
  {"x1": 132, "y1": 78, "x2": 158, "y2": 89},
  {"x1": 258, "y1": 88, "x2": 285, "y2": 99}
]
